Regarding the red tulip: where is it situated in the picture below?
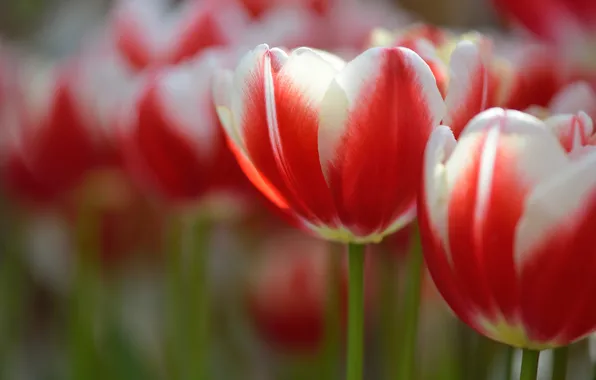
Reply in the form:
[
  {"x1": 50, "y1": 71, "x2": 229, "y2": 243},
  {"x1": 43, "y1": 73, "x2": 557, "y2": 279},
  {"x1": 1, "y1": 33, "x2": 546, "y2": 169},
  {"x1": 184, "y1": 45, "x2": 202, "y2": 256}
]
[
  {"x1": 441, "y1": 38, "x2": 566, "y2": 138},
  {"x1": 547, "y1": 81, "x2": 596, "y2": 120},
  {"x1": 109, "y1": 0, "x2": 249, "y2": 71},
  {"x1": 0, "y1": 52, "x2": 131, "y2": 206},
  {"x1": 213, "y1": 44, "x2": 444, "y2": 243},
  {"x1": 492, "y1": 0, "x2": 596, "y2": 73},
  {"x1": 1, "y1": 61, "x2": 100, "y2": 204},
  {"x1": 246, "y1": 232, "x2": 375, "y2": 352},
  {"x1": 118, "y1": 52, "x2": 249, "y2": 205},
  {"x1": 239, "y1": 0, "x2": 333, "y2": 19},
  {"x1": 492, "y1": 0, "x2": 596, "y2": 42},
  {"x1": 420, "y1": 107, "x2": 596, "y2": 349}
]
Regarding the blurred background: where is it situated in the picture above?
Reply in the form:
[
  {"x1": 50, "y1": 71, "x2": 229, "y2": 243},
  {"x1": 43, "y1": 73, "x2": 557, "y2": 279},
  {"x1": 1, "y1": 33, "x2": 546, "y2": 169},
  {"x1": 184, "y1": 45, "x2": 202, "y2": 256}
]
[{"x1": 0, "y1": 0, "x2": 594, "y2": 379}]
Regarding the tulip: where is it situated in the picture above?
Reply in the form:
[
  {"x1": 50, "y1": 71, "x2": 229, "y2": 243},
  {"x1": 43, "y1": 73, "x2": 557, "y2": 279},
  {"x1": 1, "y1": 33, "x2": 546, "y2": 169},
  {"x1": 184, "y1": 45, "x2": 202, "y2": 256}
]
[
  {"x1": 117, "y1": 51, "x2": 250, "y2": 206},
  {"x1": 0, "y1": 60, "x2": 101, "y2": 205},
  {"x1": 239, "y1": 0, "x2": 333, "y2": 19},
  {"x1": 246, "y1": 233, "x2": 348, "y2": 353},
  {"x1": 109, "y1": 0, "x2": 248, "y2": 71},
  {"x1": 214, "y1": 43, "x2": 443, "y2": 380},
  {"x1": 0, "y1": 50, "x2": 132, "y2": 206},
  {"x1": 420, "y1": 107, "x2": 596, "y2": 378},
  {"x1": 492, "y1": 0, "x2": 596, "y2": 43},
  {"x1": 492, "y1": 0, "x2": 596, "y2": 73},
  {"x1": 246, "y1": 231, "x2": 380, "y2": 354},
  {"x1": 213, "y1": 43, "x2": 444, "y2": 243}
]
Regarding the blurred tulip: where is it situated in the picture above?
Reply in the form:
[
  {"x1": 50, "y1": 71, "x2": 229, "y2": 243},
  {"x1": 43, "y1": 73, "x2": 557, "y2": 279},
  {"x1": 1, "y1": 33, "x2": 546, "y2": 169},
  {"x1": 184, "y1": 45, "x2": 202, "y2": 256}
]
[
  {"x1": 109, "y1": 0, "x2": 249, "y2": 71},
  {"x1": 0, "y1": 51, "x2": 131, "y2": 206},
  {"x1": 492, "y1": 0, "x2": 596, "y2": 72},
  {"x1": 492, "y1": 0, "x2": 596, "y2": 42},
  {"x1": 0, "y1": 60, "x2": 101, "y2": 204},
  {"x1": 547, "y1": 81, "x2": 596, "y2": 120},
  {"x1": 118, "y1": 51, "x2": 250, "y2": 206},
  {"x1": 420, "y1": 107, "x2": 596, "y2": 349},
  {"x1": 213, "y1": 44, "x2": 444, "y2": 243},
  {"x1": 246, "y1": 232, "x2": 375, "y2": 352},
  {"x1": 239, "y1": 0, "x2": 332, "y2": 19}
]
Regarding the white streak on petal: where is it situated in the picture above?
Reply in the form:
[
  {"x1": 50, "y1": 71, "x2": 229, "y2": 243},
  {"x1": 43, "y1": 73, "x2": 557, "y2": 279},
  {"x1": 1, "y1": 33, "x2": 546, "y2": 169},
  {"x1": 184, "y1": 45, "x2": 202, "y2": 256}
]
[
  {"x1": 230, "y1": 44, "x2": 287, "y2": 146},
  {"x1": 444, "y1": 40, "x2": 488, "y2": 125},
  {"x1": 212, "y1": 70, "x2": 241, "y2": 148},
  {"x1": 318, "y1": 47, "x2": 444, "y2": 180},
  {"x1": 473, "y1": 124, "x2": 499, "y2": 232},
  {"x1": 158, "y1": 59, "x2": 218, "y2": 160},
  {"x1": 515, "y1": 151, "x2": 596, "y2": 268},
  {"x1": 424, "y1": 125, "x2": 457, "y2": 261},
  {"x1": 550, "y1": 81, "x2": 596, "y2": 117}
]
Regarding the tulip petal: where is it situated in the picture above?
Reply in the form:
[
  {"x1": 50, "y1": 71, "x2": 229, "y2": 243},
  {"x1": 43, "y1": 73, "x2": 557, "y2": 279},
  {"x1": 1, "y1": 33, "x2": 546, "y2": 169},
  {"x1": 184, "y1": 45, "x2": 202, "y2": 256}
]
[
  {"x1": 420, "y1": 126, "x2": 481, "y2": 327},
  {"x1": 517, "y1": 151, "x2": 596, "y2": 343},
  {"x1": 120, "y1": 80, "x2": 208, "y2": 200},
  {"x1": 544, "y1": 112, "x2": 593, "y2": 154},
  {"x1": 230, "y1": 45, "x2": 339, "y2": 225},
  {"x1": 319, "y1": 47, "x2": 444, "y2": 235},
  {"x1": 549, "y1": 81, "x2": 596, "y2": 119},
  {"x1": 212, "y1": 70, "x2": 242, "y2": 150},
  {"x1": 444, "y1": 40, "x2": 495, "y2": 138},
  {"x1": 158, "y1": 61, "x2": 219, "y2": 160},
  {"x1": 443, "y1": 108, "x2": 568, "y2": 326}
]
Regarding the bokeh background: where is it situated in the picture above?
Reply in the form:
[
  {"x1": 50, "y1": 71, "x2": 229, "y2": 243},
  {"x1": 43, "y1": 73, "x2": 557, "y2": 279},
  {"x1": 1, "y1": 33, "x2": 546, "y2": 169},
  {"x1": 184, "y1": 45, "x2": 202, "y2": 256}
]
[{"x1": 0, "y1": 0, "x2": 594, "y2": 379}]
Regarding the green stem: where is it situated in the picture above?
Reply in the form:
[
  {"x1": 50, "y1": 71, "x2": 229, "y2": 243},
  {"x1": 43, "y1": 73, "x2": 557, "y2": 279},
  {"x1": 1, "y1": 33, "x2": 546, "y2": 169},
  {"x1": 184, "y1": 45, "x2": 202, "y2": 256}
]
[
  {"x1": 504, "y1": 345, "x2": 514, "y2": 380},
  {"x1": 165, "y1": 216, "x2": 184, "y2": 379},
  {"x1": 346, "y1": 243, "x2": 365, "y2": 380},
  {"x1": 520, "y1": 349, "x2": 540, "y2": 380},
  {"x1": 70, "y1": 197, "x2": 100, "y2": 380},
  {"x1": 396, "y1": 225, "x2": 424, "y2": 380},
  {"x1": 551, "y1": 346, "x2": 568, "y2": 380},
  {"x1": 165, "y1": 214, "x2": 211, "y2": 379},
  {"x1": 321, "y1": 243, "x2": 342, "y2": 379},
  {"x1": 379, "y1": 251, "x2": 399, "y2": 380},
  {"x1": 187, "y1": 216, "x2": 211, "y2": 380}
]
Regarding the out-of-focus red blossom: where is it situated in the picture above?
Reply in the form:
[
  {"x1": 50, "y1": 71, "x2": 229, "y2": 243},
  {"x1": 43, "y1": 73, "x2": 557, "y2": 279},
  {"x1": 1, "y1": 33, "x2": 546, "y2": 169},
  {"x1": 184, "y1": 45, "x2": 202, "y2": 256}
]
[
  {"x1": 246, "y1": 232, "x2": 375, "y2": 352},
  {"x1": 238, "y1": 0, "x2": 332, "y2": 19},
  {"x1": 60, "y1": 172, "x2": 165, "y2": 268},
  {"x1": 117, "y1": 50, "x2": 251, "y2": 205},
  {"x1": 0, "y1": 50, "x2": 130, "y2": 207},
  {"x1": 213, "y1": 44, "x2": 444, "y2": 243},
  {"x1": 0, "y1": 62, "x2": 100, "y2": 205},
  {"x1": 547, "y1": 81, "x2": 596, "y2": 120},
  {"x1": 492, "y1": 0, "x2": 596, "y2": 42},
  {"x1": 492, "y1": 0, "x2": 596, "y2": 73},
  {"x1": 420, "y1": 107, "x2": 596, "y2": 349},
  {"x1": 109, "y1": 0, "x2": 249, "y2": 71}
]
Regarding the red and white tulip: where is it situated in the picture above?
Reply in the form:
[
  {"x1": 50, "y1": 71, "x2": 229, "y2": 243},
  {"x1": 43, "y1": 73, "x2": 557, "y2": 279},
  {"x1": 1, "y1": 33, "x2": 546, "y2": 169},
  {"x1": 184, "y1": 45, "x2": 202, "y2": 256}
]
[
  {"x1": 108, "y1": 0, "x2": 249, "y2": 71},
  {"x1": 213, "y1": 44, "x2": 444, "y2": 243},
  {"x1": 420, "y1": 107, "x2": 596, "y2": 349},
  {"x1": 117, "y1": 51, "x2": 249, "y2": 205}
]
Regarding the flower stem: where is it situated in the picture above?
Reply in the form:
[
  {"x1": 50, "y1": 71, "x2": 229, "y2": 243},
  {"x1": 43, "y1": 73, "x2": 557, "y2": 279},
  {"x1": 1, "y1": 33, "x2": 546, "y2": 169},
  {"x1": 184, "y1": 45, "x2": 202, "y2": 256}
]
[
  {"x1": 520, "y1": 349, "x2": 540, "y2": 380},
  {"x1": 551, "y1": 346, "x2": 568, "y2": 380},
  {"x1": 321, "y1": 243, "x2": 342, "y2": 379},
  {"x1": 346, "y1": 243, "x2": 365, "y2": 380},
  {"x1": 379, "y1": 252, "x2": 399, "y2": 380},
  {"x1": 185, "y1": 216, "x2": 211, "y2": 380},
  {"x1": 396, "y1": 224, "x2": 423, "y2": 380},
  {"x1": 504, "y1": 345, "x2": 514, "y2": 380},
  {"x1": 70, "y1": 195, "x2": 100, "y2": 380}
]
